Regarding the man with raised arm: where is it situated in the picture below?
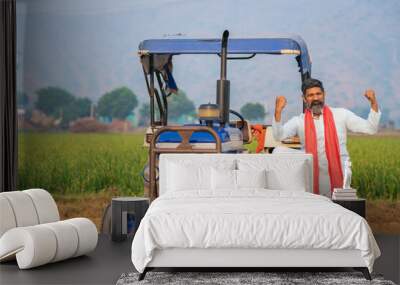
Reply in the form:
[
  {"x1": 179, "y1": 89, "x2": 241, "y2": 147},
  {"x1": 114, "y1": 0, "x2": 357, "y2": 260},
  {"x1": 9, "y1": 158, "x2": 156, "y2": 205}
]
[{"x1": 272, "y1": 78, "x2": 381, "y2": 197}]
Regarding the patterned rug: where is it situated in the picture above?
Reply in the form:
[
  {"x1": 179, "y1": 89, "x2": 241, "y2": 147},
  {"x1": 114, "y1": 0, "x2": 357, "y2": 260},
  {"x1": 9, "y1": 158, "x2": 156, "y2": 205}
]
[{"x1": 116, "y1": 271, "x2": 396, "y2": 285}]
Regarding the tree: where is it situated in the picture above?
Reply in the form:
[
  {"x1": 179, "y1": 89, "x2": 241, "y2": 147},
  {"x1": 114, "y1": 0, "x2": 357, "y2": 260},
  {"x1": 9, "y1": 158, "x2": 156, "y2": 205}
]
[
  {"x1": 35, "y1": 86, "x2": 75, "y2": 117},
  {"x1": 167, "y1": 90, "x2": 196, "y2": 122},
  {"x1": 138, "y1": 103, "x2": 150, "y2": 126},
  {"x1": 35, "y1": 86, "x2": 92, "y2": 128},
  {"x1": 62, "y1": 97, "x2": 92, "y2": 127},
  {"x1": 240, "y1": 102, "x2": 267, "y2": 121},
  {"x1": 138, "y1": 90, "x2": 195, "y2": 126},
  {"x1": 97, "y1": 87, "x2": 138, "y2": 120}
]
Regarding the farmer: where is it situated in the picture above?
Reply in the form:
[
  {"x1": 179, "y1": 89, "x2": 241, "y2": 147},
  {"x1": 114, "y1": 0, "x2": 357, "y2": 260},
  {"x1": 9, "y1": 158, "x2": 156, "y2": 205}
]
[{"x1": 272, "y1": 78, "x2": 381, "y2": 197}]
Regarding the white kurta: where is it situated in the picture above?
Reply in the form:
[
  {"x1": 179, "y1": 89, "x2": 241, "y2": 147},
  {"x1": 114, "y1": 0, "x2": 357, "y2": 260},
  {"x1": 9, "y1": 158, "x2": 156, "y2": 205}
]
[{"x1": 272, "y1": 107, "x2": 381, "y2": 197}]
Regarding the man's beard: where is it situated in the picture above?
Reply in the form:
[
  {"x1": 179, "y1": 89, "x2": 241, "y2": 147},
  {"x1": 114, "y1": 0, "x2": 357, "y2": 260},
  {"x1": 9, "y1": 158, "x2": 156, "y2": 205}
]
[{"x1": 307, "y1": 100, "x2": 324, "y2": 116}]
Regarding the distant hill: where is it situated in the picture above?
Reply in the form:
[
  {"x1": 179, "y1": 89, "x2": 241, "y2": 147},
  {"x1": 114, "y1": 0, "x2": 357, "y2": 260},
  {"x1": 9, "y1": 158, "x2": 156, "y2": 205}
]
[{"x1": 17, "y1": 0, "x2": 400, "y2": 126}]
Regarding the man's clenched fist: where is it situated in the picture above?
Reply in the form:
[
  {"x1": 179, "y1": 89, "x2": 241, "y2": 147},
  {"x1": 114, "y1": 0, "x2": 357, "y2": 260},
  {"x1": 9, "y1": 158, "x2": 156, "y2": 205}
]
[
  {"x1": 364, "y1": 89, "x2": 378, "y2": 112},
  {"x1": 274, "y1": 96, "x2": 287, "y2": 122},
  {"x1": 364, "y1": 89, "x2": 376, "y2": 103},
  {"x1": 275, "y1": 96, "x2": 287, "y2": 112}
]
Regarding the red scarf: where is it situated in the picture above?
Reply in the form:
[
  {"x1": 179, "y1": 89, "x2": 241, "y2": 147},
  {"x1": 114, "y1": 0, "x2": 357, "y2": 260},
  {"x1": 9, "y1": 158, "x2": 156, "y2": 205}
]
[{"x1": 304, "y1": 106, "x2": 343, "y2": 194}]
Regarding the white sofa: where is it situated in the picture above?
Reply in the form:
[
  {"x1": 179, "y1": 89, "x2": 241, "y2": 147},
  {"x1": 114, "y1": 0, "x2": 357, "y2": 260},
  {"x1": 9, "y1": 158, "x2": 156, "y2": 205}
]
[{"x1": 0, "y1": 189, "x2": 98, "y2": 269}]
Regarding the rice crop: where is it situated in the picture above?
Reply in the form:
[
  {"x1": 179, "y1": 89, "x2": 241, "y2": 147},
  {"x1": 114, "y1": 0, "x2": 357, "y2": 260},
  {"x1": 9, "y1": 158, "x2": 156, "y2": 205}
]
[
  {"x1": 18, "y1": 132, "x2": 148, "y2": 196},
  {"x1": 347, "y1": 136, "x2": 399, "y2": 200}
]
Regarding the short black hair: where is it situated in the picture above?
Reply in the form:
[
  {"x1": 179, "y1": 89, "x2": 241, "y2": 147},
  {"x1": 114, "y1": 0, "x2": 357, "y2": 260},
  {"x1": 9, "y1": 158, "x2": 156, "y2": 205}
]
[{"x1": 301, "y1": 78, "x2": 324, "y2": 94}]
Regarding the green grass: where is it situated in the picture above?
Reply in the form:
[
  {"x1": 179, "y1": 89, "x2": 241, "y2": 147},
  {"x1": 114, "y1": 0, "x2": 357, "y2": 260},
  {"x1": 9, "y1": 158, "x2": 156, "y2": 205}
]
[
  {"x1": 18, "y1": 132, "x2": 148, "y2": 196},
  {"x1": 18, "y1": 132, "x2": 399, "y2": 200},
  {"x1": 347, "y1": 136, "x2": 399, "y2": 200}
]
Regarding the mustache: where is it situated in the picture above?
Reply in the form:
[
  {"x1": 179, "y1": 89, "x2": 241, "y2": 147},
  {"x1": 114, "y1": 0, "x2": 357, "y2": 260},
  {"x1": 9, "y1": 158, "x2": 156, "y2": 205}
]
[
  {"x1": 310, "y1": 100, "x2": 323, "y2": 106},
  {"x1": 307, "y1": 100, "x2": 324, "y2": 108}
]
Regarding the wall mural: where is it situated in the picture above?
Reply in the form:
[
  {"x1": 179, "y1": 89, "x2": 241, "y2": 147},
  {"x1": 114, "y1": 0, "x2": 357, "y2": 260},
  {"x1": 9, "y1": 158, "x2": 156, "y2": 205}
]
[{"x1": 16, "y1": 0, "x2": 399, "y2": 235}]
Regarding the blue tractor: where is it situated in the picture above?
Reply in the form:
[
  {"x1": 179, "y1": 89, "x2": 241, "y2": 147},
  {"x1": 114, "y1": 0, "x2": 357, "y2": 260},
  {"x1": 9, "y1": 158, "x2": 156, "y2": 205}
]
[{"x1": 138, "y1": 30, "x2": 312, "y2": 199}]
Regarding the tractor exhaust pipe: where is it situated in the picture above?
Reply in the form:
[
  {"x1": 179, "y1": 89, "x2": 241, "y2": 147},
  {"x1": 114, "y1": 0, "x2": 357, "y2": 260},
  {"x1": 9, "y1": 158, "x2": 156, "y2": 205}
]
[
  {"x1": 220, "y1": 30, "x2": 229, "y2": 80},
  {"x1": 216, "y1": 30, "x2": 230, "y2": 126}
]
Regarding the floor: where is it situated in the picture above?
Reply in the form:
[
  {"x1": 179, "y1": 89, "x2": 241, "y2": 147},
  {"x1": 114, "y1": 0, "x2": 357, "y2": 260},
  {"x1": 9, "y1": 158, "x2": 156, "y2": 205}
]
[
  {"x1": 0, "y1": 235, "x2": 134, "y2": 285},
  {"x1": 0, "y1": 234, "x2": 399, "y2": 285}
]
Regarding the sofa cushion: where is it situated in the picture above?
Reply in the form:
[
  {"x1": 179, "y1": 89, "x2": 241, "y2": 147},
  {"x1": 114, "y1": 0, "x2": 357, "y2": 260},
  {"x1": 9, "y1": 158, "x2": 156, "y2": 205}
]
[
  {"x1": 0, "y1": 196, "x2": 17, "y2": 238},
  {"x1": 23, "y1": 189, "x2": 59, "y2": 224},
  {"x1": 0, "y1": 189, "x2": 60, "y2": 239},
  {"x1": 0, "y1": 191, "x2": 39, "y2": 227},
  {"x1": 0, "y1": 218, "x2": 98, "y2": 269},
  {"x1": 0, "y1": 226, "x2": 57, "y2": 269},
  {"x1": 0, "y1": 189, "x2": 98, "y2": 269},
  {"x1": 42, "y1": 221, "x2": 79, "y2": 262},
  {"x1": 64, "y1": 218, "x2": 98, "y2": 257}
]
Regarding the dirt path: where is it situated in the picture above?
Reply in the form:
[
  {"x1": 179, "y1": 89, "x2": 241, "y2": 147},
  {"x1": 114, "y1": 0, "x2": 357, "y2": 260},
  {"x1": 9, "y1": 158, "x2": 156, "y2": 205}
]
[
  {"x1": 367, "y1": 200, "x2": 400, "y2": 234},
  {"x1": 54, "y1": 189, "x2": 118, "y2": 232}
]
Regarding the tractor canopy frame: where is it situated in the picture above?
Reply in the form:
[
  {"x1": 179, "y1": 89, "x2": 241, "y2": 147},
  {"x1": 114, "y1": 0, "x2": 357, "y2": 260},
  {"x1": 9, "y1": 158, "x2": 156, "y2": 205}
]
[{"x1": 138, "y1": 35, "x2": 312, "y2": 128}]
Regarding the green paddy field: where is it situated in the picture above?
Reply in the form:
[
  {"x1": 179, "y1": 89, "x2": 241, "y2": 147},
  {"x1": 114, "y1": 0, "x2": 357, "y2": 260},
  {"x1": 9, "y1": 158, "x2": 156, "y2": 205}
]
[{"x1": 17, "y1": 132, "x2": 399, "y2": 200}]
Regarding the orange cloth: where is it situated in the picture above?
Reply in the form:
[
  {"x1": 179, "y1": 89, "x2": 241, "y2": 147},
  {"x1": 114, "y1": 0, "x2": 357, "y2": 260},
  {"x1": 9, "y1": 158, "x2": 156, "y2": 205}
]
[
  {"x1": 251, "y1": 125, "x2": 266, "y2": 153},
  {"x1": 304, "y1": 106, "x2": 343, "y2": 194}
]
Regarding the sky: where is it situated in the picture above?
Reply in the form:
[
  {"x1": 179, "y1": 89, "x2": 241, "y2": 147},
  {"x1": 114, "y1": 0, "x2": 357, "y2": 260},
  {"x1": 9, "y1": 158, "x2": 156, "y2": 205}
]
[{"x1": 16, "y1": 0, "x2": 400, "y2": 125}]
